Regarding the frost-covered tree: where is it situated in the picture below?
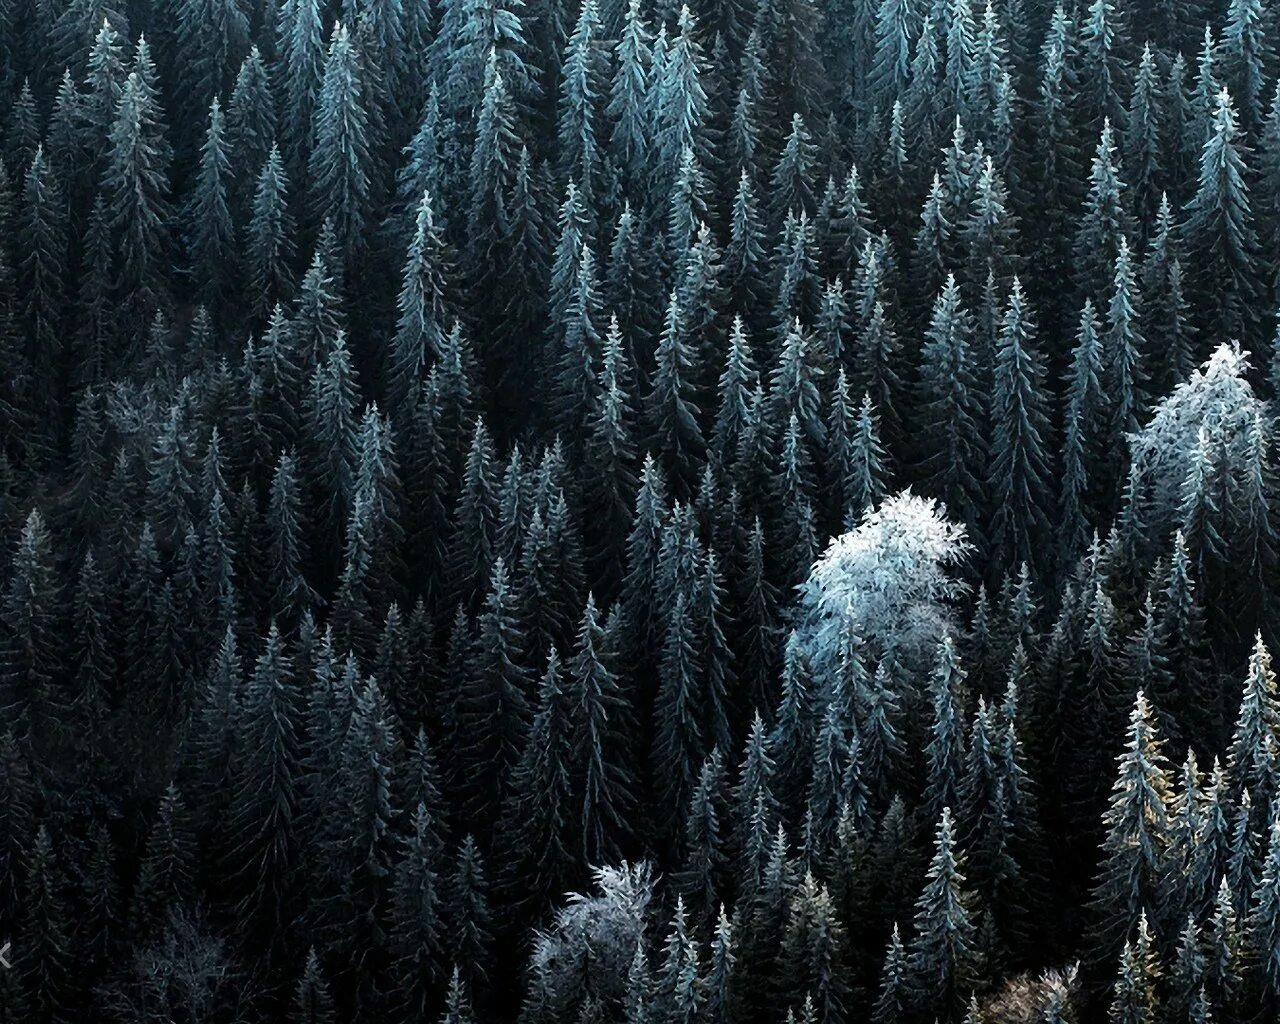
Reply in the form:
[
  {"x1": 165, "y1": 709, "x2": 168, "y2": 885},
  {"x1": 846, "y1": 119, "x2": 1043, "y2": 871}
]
[
  {"x1": 1089, "y1": 690, "x2": 1173, "y2": 964},
  {"x1": 528, "y1": 863, "x2": 655, "y2": 1016},
  {"x1": 797, "y1": 491, "x2": 969, "y2": 674}
]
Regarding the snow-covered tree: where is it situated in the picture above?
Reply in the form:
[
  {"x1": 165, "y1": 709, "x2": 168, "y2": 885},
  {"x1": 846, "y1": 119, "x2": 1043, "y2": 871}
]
[{"x1": 797, "y1": 491, "x2": 970, "y2": 675}]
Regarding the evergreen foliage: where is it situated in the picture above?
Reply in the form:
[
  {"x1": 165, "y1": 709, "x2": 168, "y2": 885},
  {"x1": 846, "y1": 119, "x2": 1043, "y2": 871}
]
[{"x1": 0, "y1": 4, "x2": 1279, "y2": 1021}]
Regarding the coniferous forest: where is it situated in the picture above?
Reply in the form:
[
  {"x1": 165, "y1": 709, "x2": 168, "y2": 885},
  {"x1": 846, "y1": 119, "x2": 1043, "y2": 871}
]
[{"x1": 7, "y1": 0, "x2": 1280, "y2": 1019}]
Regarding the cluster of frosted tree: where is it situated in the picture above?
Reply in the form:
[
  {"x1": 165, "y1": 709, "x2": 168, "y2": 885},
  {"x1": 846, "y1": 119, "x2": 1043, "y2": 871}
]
[{"x1": 5, "y1": 0, "x2": 1280, "y2": 1020}]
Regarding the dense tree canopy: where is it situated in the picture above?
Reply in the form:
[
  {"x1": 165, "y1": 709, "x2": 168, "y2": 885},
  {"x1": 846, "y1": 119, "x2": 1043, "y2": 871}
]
[{"x1": 2, "y1": 1, "x2": 1280, "y2": 1023}]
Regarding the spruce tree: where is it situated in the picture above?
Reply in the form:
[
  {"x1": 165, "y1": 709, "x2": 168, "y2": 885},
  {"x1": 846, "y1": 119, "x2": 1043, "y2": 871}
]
[
  {"x1": 308, "y1": 22, "x2": 372, "y2": 259},
  {"x1": 229, "y1": 624, "x2": 303, "y2": 934},
  {"x1": 917, "y1": 274, "x2": 984, "y2": 533},
  {"x1": 390, "y1": 802, "x2": 445, "y2": 1018},
  {"x1": 102, "y1": 69, "x2": 171, "y2": 321},
  {"x1": 925, "y1": 635, "x2": 968, "y2": 824},
  {"x1": 609, "y1": 0, "x2": 652, "y2": 189},
  {"x1": 1090, "y1": 690, "x2": 1173, "y2": 965},
  {"x1": 908, "y1": 808, "x2": 981, "y2": 1021},
  {"x1": 19, "y1": 147, "x2": 67, "y2": 407},
  {"x1": 453, "y1": 559, "x2": 529, "y2": 823},
  {"x1": 245, "y1": 144, "x2": 295, "y2": 321},
  {"x1": 646, "y1": 291, "x2": 705, "y2": 492},
  {"x1": 988, "y1": 278, "x2": 1053, "y2": 574},
  {"x1": 187, "y1": 97, "x2": 236, "y2": 314},
  {"x1": 388, "y1": 190, "x2": 449, "y2": 417},
  {"x1": 1182, "y1": 88, "x2": 1259, "y2": 344},
  {"x1": 567, "y1": 595, "x2": 633, "y2": 864},
  {"x1": 1249, "y1": 816, "x2": 1280, "y2": 998}
]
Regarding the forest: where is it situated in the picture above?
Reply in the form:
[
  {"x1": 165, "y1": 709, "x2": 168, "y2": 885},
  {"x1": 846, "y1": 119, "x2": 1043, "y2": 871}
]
[{"x1": 1, "y1": 0, "x2": 1280, "y2": 1020}]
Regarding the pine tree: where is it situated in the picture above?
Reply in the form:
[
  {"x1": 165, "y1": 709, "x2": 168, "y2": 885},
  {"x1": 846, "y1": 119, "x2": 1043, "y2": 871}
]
[
  {"x1": 468, "y1": 57, "x2": 524, "y2": 271},
  {"x1": 569, "y1": 596, "x2": 634, "y2": 866},
  {"x1": 0, "y1": 510, "x2": 61, "y2": 743},
  {"x1": 850, "y1": 298, "x2": 903, "y2": 449},
  {"x1": 654, "y1": 5, "x2": 709, "y2": 183},
  {"x1": 1226, "y1": 635, "x2": 1279, "y2": 817},
  {"x1": 584, "y1": 319, "x2": 638, "y2": 587},
  {"x1": 1205, "y1": 877, "x2": 1240, "y2": 1009},
  {"x1": 656, "y1": 896, "x2": 703, "y2": 1023},
  {"x1": 390, "y1": 803, "x2": 445, "y2": 1018},
  {"x1": 501, "y1": 646, "x2": 575, "y2": 908},
  {"x1": 1075, "y1": 118, "x2": 1133, "y2": 297},
  {"x1": 771, "y1": 316, "x2": 825, "y2": 449},
  {"x1": 558, "y1": 0, "x2": 607, "y2": 204},
  {"x1": 868, "y1": 0, "x2": 912, "y2": 113},
  {"x1": 84, "y1": 18, "x2": 127, "y2": 148},
  {"x1": 770, "y1": 114, "x2": 817, "y2": 224},
  {"x1": 282, "y1": 0, "x2": 325, "y2": 159},
  {"x1": 873, "y1": 924, "x2": 910, "y2": 1024},
  {"x1": 131, "y1": 783, "x2": 195, "y2": 937},
  {"x1": 710, "y1": 320, "x2": 755, "y2": 464},
  {"x1": 552, "y1": 243, "x2": 604, "y2": 439},
  {"x1": 1061, "y1": 299, "x2": 1108, "y2": 555},
  {"x1": 227, "y1": 47, "x2": 276, "y2": 198},
  {"x1": 174, "y1": 0, "x2": 249, "y2": 108},
  {"x1": 70, "y1": 549, "x2": 112, "y2": 720},
  {"x1": 305, "y1": 331, "x2": 360, "y2": 527},
  {"x1": 705, "y1": 906, "x2": 735, "y2": 1024},
  {"x1": 780, "y1": 872, "x2": 848, "y2": 1024},
  {"x1": 608, "y1": 0, "x2": 652, "y2": 188},
  {"x1": 447, "y1": 837, "x2": 493, "y2": 986},
  {"x1": 1108, "y1": 914, "x2": 1161, "y2": 1024},
  {"x1": 1079, "y1": 0, "x2": 1128, "y2": 129},
  {"x1": 21, "y1": 825, "x2": 70, "y2": 1021},
  {"x1": 1124, "y1": 44, "x2": 1162, "y2": 226},
  {"x1": 1222, "y1": 0, "x2": 1270, "y2": 130},
  {"x1": 653, "y1": 590, "x2": 705, "y2": 825},
  {"x1": 680, "y1": 747, "x2": 727, "y2": 917}
]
